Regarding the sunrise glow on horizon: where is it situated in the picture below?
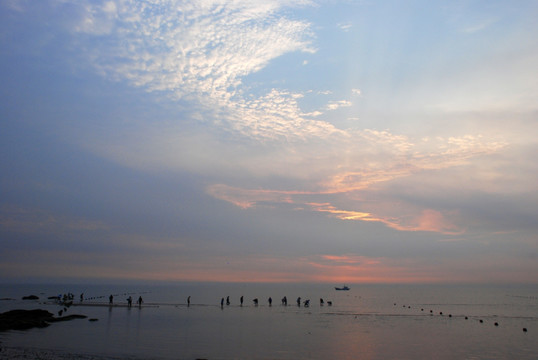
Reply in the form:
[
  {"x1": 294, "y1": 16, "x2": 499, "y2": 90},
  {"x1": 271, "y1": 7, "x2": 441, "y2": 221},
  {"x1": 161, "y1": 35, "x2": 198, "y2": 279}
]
[{"x1": 1, "y1": 0, "x2": 537, "y2": 285}]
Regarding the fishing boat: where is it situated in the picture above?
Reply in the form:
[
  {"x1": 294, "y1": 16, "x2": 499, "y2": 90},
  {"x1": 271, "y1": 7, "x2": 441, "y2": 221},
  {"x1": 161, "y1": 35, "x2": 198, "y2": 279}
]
[{"x1": 335, "y1": 285, "x2": 350, "y2": 291}]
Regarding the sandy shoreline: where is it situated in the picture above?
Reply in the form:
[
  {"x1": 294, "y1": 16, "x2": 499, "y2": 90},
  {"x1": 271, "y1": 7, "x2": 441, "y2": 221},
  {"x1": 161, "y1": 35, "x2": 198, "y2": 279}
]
[
  {"x1": 0, "y1": 346, "x2": 179, "y2": 360},
  {"x1": 0, "y1": 346, "x2": 133, "y2": 360}
]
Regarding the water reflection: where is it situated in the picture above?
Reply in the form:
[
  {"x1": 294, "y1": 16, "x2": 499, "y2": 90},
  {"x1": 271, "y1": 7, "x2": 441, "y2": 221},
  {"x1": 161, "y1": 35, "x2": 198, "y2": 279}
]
[{"x1": 0, "y1": 284, "x2": 536, "y2": 359}]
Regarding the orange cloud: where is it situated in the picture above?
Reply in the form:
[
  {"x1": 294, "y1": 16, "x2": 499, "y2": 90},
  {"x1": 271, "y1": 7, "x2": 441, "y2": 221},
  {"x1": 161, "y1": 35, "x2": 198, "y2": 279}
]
[
  {"x1": 307, "y1": 202, "x2": 379, "y2": 221},
  {"x1": 206, "y1": 184, "x2": 309, "y2": 209},
  {"x1": 386, "y1": 209, "x2": 464, "y2": 235},
  {"x1": 308, "y1": 203, "x2": 463, "y2": 235},
  {"x1": 204, "y1": 132, "x2": 504, "y2": 235},
  {"x1": 207, "y1": 184, "x2": 464, "y2": 235}
]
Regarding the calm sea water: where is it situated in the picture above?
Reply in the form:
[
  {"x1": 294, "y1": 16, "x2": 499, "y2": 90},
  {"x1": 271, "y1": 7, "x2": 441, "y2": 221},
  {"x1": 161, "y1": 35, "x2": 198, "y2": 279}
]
[{"x1": 0, "y1": 283, "x2": 536, "y2": 359}]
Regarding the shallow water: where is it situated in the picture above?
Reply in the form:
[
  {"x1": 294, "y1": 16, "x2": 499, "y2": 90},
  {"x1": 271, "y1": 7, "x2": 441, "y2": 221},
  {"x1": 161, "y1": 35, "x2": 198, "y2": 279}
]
[{"x1": 0, "y1": 283, "x2": 536, "y2": 359}]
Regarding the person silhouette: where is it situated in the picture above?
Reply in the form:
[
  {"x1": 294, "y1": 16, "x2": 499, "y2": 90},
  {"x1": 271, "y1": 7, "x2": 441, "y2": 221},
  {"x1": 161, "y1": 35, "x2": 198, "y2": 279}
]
[
  {"x1": 240, "y1": 296, "x2": 244, "y2": 306},
  {"x1": 137, "y1": 296, "x2": 143, "y2": 307},
  {"x1": 187, "y1": 296, "x2": 191, "y2": 307},
  {"x1": 109, "y1": 295, "x2": 113, "y2": 305}
]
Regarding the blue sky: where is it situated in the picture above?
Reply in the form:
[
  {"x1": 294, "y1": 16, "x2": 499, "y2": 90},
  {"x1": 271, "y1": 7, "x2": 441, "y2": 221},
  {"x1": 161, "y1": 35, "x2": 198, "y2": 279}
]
[{"x1": 1, "y1": 0, "x2": 537, "y2": 284}]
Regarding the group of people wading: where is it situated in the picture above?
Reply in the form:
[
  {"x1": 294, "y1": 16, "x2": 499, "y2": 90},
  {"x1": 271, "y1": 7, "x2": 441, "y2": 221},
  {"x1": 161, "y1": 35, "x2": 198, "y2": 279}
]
[
  {"x1": 219, "y1": 295, "x2": 332, "y2": 308},
  {"x1": 108, "y1": 294, "x2": 143, "y2": 308}
]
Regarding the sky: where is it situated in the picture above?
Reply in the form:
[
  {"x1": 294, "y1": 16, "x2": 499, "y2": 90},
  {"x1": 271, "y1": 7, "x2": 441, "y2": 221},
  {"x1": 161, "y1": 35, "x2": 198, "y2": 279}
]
[{"x1": 1, "y1": 0, "x2": 537, "y2": 284}]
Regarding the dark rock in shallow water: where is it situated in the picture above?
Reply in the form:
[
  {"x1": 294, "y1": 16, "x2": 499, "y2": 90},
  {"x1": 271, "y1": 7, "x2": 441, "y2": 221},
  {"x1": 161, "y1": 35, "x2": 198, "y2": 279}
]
[
  {"x1": 49, "y1": 314, "x2": 87, "y2": 323},
  {"x1": 22, "y1": 295, "x2": 39, "y2": 300},
  {"x1": 0, "y1": 309, "x2": 87, "y2": 331},
  {"x1": 0, "y1": 309, "x2": 52, "y2": 331}
]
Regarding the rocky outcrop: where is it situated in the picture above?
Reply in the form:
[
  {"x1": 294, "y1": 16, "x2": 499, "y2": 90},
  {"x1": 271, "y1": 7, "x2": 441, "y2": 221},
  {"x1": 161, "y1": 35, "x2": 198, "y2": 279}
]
[{"x1": 0, "y1": 309, "x2": 87, "y2": 332}]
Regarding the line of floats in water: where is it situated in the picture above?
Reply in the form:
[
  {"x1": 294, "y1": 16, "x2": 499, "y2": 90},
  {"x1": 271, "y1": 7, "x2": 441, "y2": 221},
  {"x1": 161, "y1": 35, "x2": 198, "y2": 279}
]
[{"x1": 393, "y1": 302, "x2": 529, "y2": 332}]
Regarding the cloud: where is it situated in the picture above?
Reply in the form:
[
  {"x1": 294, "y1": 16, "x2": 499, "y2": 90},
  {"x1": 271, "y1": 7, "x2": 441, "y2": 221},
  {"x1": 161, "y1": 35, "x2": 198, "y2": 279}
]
[
  {"x1": 206, "y1": 131, "x2": 505, "y2": 234},
  {"x1": 337, "y1": 22, "x2": 352, "y2": 32},
  {"x1": 71, "y1": 1, "x2": 119, "y2": 35},
  {"x1": 62, "y1": 0, "x2": 321, "y2": 141},
  {"x1": 325, "y1": 100, "x2": 353, "y2": 111},
  {"x1": 3, "y1": 0, "x2": 516, "y2": 238}
]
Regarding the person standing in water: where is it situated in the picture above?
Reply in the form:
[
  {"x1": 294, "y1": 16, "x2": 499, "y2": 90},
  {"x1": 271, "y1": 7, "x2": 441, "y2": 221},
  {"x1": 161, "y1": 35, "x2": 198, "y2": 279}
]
[
  {"x1": 109, "y1": 295, "x2": 113, "y2": 305},
  {"x1": 137, "y1": 296, "x2": 143, "y2": 308},
  {"x1": 187, "y1": 296, "x2": 191, "y2": 307}
]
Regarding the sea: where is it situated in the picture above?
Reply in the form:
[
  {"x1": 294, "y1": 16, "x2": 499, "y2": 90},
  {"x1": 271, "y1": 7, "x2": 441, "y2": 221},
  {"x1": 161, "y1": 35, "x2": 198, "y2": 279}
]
[{"x1": 0, "y1": 282, "x2": 536, "y2": 359}]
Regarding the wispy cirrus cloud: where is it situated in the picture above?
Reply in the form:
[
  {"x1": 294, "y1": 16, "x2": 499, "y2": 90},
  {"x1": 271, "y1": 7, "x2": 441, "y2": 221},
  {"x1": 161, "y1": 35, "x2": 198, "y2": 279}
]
[{"x1": 207, "y1": 132, "x2": 505, "y2": 234}]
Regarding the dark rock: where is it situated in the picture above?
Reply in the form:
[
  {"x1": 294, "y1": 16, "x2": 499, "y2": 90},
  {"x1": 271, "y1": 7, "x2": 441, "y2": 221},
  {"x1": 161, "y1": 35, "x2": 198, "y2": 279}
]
[
  {"x1": 89, "y1": 318, "x2": 99, "y2": 322},
  {"x1": 0, "y1": 309, "x2": 52, "y2": 331},
  {"x1": 48, "y1": 314, "x2": 87, "y2": 323},
  {"x1": 0, "y1": 309, "x2": 87, "y2": 332},
  {"x1": 22, "y1": 295, "x2": 39, "y2": 300}
]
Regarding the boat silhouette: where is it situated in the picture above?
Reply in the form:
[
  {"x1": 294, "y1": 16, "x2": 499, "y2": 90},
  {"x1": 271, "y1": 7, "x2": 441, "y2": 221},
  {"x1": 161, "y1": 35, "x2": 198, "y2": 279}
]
[{"x1": 335, "y1": 285, "x2": 350, "y2": 291}]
